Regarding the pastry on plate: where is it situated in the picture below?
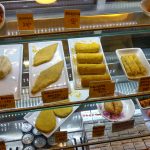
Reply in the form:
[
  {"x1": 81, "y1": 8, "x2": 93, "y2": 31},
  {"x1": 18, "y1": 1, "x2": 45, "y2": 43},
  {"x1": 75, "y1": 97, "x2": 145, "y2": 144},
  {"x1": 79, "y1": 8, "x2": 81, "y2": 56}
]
[
  {"x1": 0, "y1": 56, "x2": 12, "y2": 79},
  {"x1": 35, "y1": 110, "x2": 56, "y2": 133},
  {"x1": 33, "y1": 43, "x2": 58, "y2": 66},
  {"x1": 31, "y1": 60, "x2": 64, "y2": 94}
]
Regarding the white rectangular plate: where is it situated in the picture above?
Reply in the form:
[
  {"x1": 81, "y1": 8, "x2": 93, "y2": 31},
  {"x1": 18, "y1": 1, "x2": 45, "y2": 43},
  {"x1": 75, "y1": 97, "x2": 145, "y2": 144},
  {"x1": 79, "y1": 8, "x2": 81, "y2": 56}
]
[
  {"x1": 116, "y1": 48, "x2": 150, "y2": 80},
  {"x1": 68, "y1": 37, "x2": 111, "y2": 89},
  {"x1": 29, "y1": 41, "x2": 68, "y2": 97},
  {"x1": 0, "y1": 44, "x2": 23, "y2": 100}
]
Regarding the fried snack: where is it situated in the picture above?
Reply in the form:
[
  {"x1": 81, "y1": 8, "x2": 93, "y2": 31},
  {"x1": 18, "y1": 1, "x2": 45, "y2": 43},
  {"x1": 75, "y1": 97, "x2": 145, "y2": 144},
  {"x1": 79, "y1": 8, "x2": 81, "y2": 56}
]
[
  {"x1": 77, "y1": 53, "x2": 103, "y2": 64},
  {"x1": 140, "y1": 99, "x2": 150, "y2": 108},
  {"x1": 77, "y1": 64, "x2": 106, "y2": 75},
  {"x1": 104, "y1": 102, "x2": 114, "y2": 114},
  {"x1": 75, "y1": 42, "x2": 100, "y2": 53},
  {"x1": 81, "y1": 74, "x2": 110, "y2": 87},
  {"x1": 35, "y1": 110, "x2": 56, "y2": 133},
  {"x1": 31, "y1": 60, "x2": 64, "y2": 94},
  {"x1": 0, "y1": 56, "x2": 12, "y2": 79},
  {"x1": 33, "y1": 43, "x2": 58, "y2": 66},
  {"x1": 53, "y1": 100, "x2": 73, "y2": 118}
]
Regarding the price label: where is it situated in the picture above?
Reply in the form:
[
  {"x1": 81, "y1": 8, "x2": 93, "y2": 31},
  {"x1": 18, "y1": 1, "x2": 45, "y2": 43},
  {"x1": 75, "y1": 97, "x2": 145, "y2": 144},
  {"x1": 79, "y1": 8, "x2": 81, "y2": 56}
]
[
  {"x1": 17, "y1": 13, "x2": 34, "y2": 30},
  {"x1": 0, "y1": 141, "x2": 6, "y2": 150},
  {"x1": 64, "y1": 9, "x2": 80, "y2": 28},
  {"x1": 42, "y1": 88, "x2": 68, "y2": 103},
  {"x1": 138, "y1": 77, "x2": 150, "y2": 92},
  {"x1": 92, "y1": 125, "x2": 105, "y2": 137},
  {"x1": 0, "y1": 95, "x2": 15, "y2": 109},
  {"x1": 55, "y1": 131, "x2": 67, "y2": 143},
  {"x1": 89, "y1": 81, "x2": 115, "y2": 98},
  {"x1": 112, "y1": 119, "x2": 134, "y2": 132}
]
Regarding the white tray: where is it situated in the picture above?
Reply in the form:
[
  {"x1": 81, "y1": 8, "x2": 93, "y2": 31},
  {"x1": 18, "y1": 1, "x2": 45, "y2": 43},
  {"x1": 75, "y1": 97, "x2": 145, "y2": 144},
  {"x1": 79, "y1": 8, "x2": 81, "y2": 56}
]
[
  {"x1": 0, "y1": 44, "x2": 23, "y2": 100},
  {"x1": 29, "y1": 41, "x2": 68, "y2": 97},
  {"x1": 68, "y1": 37, "x2": 111, "y2": 89},
  {"x1": 116, "y1": 48, "x2": 150, "y2": 80}
]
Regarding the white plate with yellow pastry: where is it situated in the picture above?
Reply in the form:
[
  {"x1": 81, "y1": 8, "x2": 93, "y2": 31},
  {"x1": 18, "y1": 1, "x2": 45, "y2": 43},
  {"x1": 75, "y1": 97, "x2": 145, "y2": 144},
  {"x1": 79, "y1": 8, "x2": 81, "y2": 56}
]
[
  {"x1": 116, "y1": 48, "x2": 150, "y2": 80},
  {"x1": 97, "y1": 99, "x2": 135, "y2": 122}
]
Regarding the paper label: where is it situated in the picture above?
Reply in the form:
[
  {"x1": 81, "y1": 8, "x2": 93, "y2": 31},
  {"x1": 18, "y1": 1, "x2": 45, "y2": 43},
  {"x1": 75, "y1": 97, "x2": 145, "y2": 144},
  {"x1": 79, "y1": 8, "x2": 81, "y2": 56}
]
[
  {"x1": 92, "y1": 125, "x2": 105, "y2": 137},
  {"x1": 55, "y1": 131, "x2": 67, "y2": 143},
  {"x1": 138, "y1": 77, "x2": 150, "y2": 92},
  {"x1": 64, "y1": 9, "x2": 80, "y2": 28},
  {"x1": 112, "y1": 120, "x2": 134, "y2": 132},
  {"x1": 89, "y1": 81, "x2": 115, "y2": 98},
  {"x1": 0, "y1": 141, "x2": 6, "y2": 150},
  {"x1": 42, "y1": 88, "x2": 68, "y2": 103},
  {"x1": 17, "y1": 13, "x2": 34, "y2": 30},
  {"x1": 0, "y1": 95, "x2": 15, "y2": 109}
]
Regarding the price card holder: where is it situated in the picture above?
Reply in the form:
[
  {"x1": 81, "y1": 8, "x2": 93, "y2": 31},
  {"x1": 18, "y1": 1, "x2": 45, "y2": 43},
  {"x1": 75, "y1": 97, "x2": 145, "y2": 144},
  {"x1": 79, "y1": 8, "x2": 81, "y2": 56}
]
[
  {"x1": 17, "y1": 13, "x2": 35, "y2": 31},
  {"x1": 55, "y1": 131, "x2": 67, "y2": 143},
  {"x1": 64, "y1": 9, "x2": 80, "y2": 28},
  {"x1": 89, "y1": 81, "x2": 115, "y2": 98},
  {"x1": 42, "y1": 87, "x2": 68, "y2": 103},
  {"x1": 92, "y1": 125, "x2": 105, "y2": 137},
  {"x1": 112, "y1": 119, "x2": 134, "y2": 132},
  {"x1": 138, "y1": 77, "x2": 150, "y2": 92},
  {"x1": 0, "y1": 141, "x2": 6, "y2": 150},
  {"x1": 0, "y1": 95, "x2": 15, "y2": 109}
]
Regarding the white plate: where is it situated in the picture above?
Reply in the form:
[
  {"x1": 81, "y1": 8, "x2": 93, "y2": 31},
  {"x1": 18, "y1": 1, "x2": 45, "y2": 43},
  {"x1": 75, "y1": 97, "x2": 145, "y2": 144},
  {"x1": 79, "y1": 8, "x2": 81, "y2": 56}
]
[
  {"x1": 116, "y1": 48, "x2": 150, "y2": 80},
  {"x1": 68, "y1": 37, "x2": 111, "y2": 89},
  {"x1": 97, "y1": 99, "x2": 135, "y2": 122},
  {"x1": 29, "y1": 41, "x2": 68, "y2": 97},
  {"x1": 0, "y1": 44, "x2": 23, "y2": 100},
  {"x1": 141, "y1": 0, "x2": 150, "y2": 17}
]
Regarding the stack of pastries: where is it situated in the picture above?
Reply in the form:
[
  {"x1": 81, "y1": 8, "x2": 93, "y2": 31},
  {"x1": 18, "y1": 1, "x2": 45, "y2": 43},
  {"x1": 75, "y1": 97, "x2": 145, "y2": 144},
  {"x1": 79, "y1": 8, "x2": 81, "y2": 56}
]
[{"x1": 75, "y1": 41, "x2": 110, "y2": 87}]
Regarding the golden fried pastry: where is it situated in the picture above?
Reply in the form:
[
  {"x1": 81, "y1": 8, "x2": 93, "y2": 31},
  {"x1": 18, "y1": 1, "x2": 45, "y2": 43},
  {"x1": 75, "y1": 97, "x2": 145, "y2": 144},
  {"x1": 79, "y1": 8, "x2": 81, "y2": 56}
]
[
  {"x1": 77, "y1": 64, "x2": 106, "y2": 75},
  {"x1": 140, "y1": 99, "x2": 150, "y2": 108},
  {"x1": 104, "y1": 102, "x2": 114, "y2": 114},
  {"x1": 31, "y1": 60, "x2": 64, "y2": 94},
  {"x1": 0, "y1": 56, "x2": 12, "y2": 79},
  {"x1": 33, "y1": 43, "x2": 58, "y2": 66},
  {"x1": 77, "y1": 53, "x2": 103, "y2": 64},
  {"x1": 81, "y1": 74, "x2": 110, "y2": 87},
  {"x1": 35, "y1": 110, "x2": 56, "y2": 133},
  {"x1": 75, "y1": 42, "x2": 100, "y2": 53}
]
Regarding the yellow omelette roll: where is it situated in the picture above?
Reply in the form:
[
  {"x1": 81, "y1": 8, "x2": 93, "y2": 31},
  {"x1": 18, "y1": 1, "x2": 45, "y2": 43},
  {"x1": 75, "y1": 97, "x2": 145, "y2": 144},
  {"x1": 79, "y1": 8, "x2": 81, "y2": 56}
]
[
  {"x1": 81, "y1": 74, "x2": 111, "y2": 87},
  {"x1": 75, "y1": 42, "x2": 100, "y2": 53},
  {"x1": 77, "y1": 53, "x2": 103, "y2": 64},
  {"x1": 77, "y1": 64, "x2": 106, "y2": 75}
]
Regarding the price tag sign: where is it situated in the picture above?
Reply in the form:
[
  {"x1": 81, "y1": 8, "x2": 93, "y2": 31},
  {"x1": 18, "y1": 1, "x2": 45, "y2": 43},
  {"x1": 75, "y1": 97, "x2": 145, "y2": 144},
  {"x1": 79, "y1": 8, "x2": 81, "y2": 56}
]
[
  {"x1": 17, "y1": 13, "x2": 35, "y2": 31},
  {"x1": 42, "y1": 88, "x2": 68, "y2": 103},
  {"x1": 0, "y1": 95, "x2": 15, "y2": 109},
  {"x1": 138, "y1": 77, "x2": 150, "y2": 92},
  {"x1": 0, "y1": 141, "x2": 6, "y2": 150},
  {"x1": 55, "y1": 131, "x2": 67, "y2": 143},
  {"x1": 92, "y1": 125, "x2": 105, "y2": 137},
  {"x1": 89, "y1": 81, "x2": 115, "y2": 98},
  {"x1": 64, "y1": 9, "x2": 80, "y2": 28},
  {"x1": 112, "y1": 119, "x2": 134, "y2": 132}
]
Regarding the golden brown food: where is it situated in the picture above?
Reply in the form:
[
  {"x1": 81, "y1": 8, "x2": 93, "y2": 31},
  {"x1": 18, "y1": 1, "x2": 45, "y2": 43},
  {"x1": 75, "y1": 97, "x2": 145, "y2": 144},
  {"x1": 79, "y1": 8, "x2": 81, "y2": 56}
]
[
  {"x1": 31, "y1": 60, "x2": 64, "y2": 94},
  {"x1": 140, "y1": 99, "x2": 150, "y2": 108},
  {"x1": 77, "y1": 53, "x2": 103, "y2": 64},
  {"x1": 75, "y1": 42, "x2": 100, "y2": 53},
  {"x1": 81, "y1": 74, "x2": 110, "y2": 87},
  {"x1": 104, "y1": 101, "x2": 123, "y2": 115},
  {"x1": 77, "y1": 64, "x2": 106, "y2": 75},
  {"x1": 35, "y1": 110, "x2": 56, "y2": 133},
  {"x1": 33, "y1": 43, "x2": 58, "y2": 66},
  {"x1": 0, "y1": 56, "x2": 12, "y2": 79}
]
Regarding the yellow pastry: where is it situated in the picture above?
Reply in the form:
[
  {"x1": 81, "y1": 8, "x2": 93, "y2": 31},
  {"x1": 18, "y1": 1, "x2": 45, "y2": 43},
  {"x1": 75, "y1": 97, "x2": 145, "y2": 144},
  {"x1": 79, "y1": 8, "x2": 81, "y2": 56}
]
[
  {"x1": 35, "y1": 110, "x2": 56, "y2": 133},
  {"x1": 31, "y1": 60, "x2": 64, "y2": 94},
  {"x1": 75, "y1": 42, "x2": 100, "y2": 53},
  {"x1": 33, "y1": 43, "x2": 58, "y2": 66},
  {"x1": 77, "y1": 53, "x2": 103, "y2": 64}
]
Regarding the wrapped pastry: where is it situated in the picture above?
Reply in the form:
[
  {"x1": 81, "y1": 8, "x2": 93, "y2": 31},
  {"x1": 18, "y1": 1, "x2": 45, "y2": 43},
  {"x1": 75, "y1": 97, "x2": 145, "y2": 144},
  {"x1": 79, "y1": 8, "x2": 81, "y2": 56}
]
[
  {"x1": 81, "y1": 74, "x2": 110, "y2": 87},
  {"x1": 77, "y1": 64, "x2": 106, "y2": 75},
  {"x1": 75, "y1": 42, "x2": 100, "y2": 53},
  {"x1": 77, "y1": 53, "x2": 103, "y2": 64}
]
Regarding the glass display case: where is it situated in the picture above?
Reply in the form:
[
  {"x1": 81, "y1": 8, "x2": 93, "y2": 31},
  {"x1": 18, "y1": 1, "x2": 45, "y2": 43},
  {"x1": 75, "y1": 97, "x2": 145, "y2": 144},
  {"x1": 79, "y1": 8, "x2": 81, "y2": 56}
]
[{"x1": 0, "y1": 0, "x2": 150, "y2": 149}]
